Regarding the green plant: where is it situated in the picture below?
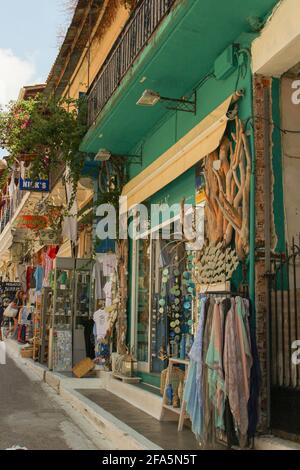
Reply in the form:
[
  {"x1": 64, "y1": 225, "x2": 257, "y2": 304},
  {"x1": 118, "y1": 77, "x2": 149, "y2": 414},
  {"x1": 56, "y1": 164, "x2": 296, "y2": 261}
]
[{"x1": 0, "y1": 94, "x2": 87, "y2": 201}]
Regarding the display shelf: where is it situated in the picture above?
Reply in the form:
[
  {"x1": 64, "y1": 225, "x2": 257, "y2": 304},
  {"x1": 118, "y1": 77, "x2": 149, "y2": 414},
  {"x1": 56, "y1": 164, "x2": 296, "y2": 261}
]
[{"x1": 160, "y1": 357, "x2": 190, "y2": 431}]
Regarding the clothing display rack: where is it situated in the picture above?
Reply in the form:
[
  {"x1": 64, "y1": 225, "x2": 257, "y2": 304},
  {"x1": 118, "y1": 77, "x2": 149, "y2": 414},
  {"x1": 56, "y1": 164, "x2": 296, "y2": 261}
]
[{"x1": 183, "y1": 290, "x2": 259, "y2": 449}]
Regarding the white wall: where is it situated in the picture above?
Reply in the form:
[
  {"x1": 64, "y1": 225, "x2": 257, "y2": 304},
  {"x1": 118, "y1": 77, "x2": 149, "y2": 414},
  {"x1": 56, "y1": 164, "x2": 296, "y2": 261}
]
[{"x1": 281, "y1": 76, "x2": 300, "y2": 244}]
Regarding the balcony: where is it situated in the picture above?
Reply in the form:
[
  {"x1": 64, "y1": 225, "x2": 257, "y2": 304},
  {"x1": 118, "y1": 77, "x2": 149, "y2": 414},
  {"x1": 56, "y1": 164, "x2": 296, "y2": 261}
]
[
  {"x1": 87, "y1": 0, "x2": 176, "y2": 127},
  {"x1": 0, "y1": 187, "x2": 26, "y2": 235}
]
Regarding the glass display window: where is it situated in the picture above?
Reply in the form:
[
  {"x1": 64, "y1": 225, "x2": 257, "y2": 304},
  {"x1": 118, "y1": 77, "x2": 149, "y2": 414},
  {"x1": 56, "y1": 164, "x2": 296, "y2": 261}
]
[{"x1": 132, "y1": 219, "x2": 195, "y2": 374}]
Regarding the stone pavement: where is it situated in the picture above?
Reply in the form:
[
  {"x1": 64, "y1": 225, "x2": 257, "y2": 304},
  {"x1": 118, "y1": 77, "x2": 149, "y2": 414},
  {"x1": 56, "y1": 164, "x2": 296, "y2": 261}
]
[{"x1": 0, "y1": 354, "x2": 112, "y2": 450}]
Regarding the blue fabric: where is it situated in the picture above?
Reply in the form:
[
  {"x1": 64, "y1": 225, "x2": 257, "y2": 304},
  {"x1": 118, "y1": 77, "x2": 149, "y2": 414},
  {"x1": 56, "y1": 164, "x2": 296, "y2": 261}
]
[
  {"x1": 183, "y1": 296, "x2": 206, "y2": 439},
  {"x1": 34, "y1": 266, "x2": 44, "y2": 292}
]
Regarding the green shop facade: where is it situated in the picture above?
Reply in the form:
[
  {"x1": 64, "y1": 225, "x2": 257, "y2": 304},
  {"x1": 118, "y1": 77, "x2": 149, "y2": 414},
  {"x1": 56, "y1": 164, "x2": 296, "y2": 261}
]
[{"x1": 80, "y1": 0, "x2": 298, "y2": 439}]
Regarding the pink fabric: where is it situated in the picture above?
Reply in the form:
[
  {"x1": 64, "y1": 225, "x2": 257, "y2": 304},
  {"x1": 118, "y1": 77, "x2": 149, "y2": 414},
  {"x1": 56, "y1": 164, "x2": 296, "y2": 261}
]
[{"x1": 43, "y1": 254, "x2": 53, "y2": 287}]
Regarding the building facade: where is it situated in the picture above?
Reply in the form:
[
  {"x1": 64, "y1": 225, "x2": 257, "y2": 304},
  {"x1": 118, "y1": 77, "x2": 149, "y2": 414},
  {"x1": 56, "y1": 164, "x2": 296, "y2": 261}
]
[{"x1": 1, "y1": 0, "x2": 300, "y2": 447}]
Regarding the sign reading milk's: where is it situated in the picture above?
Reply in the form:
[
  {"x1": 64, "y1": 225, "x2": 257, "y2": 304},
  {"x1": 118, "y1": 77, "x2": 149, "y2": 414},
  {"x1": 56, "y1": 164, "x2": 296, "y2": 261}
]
[{"x1": 19, "y1": 178, "x2": 49, "y2": 192}]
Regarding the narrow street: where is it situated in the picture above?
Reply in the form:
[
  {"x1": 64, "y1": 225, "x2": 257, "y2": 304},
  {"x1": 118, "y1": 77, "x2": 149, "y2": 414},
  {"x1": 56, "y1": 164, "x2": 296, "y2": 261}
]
[
  {"x1": 0, "y1": 354, "x2": 112, "y2": 450},
  {"x1": 1, "y1": 0, "x2": 300, "y2": 457}
]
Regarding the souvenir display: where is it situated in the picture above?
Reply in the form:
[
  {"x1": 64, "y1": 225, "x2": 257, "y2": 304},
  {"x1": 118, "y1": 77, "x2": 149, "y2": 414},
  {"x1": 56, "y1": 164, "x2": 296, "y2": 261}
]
[
  {"x1": 195, "y1": 243, "x2": 239, "y2": 286},
  {"x1": 48, "y1": 258, "x2": 95, "y2": 371},
  {"x1": 52, "y1": 327, "x2": 72, "y2": 372}
]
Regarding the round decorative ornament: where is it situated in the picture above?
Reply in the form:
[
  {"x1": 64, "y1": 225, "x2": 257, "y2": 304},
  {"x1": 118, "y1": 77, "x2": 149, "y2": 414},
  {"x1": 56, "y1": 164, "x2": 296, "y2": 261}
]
[
  {"x1": 159, "y1": 299, "x2": 166, "y2": 307},
  {"x1": 175, "y1": 327, "x2": 181, "y2": 334},
  {"x1": 174, "y1": 298, "x2": 180, "y2": 305}
]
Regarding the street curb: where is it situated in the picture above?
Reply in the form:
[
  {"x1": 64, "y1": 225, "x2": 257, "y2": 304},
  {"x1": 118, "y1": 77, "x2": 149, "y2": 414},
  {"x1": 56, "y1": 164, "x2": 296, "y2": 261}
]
[{"x1": 60, "y1": 386, "x2": 162, "y2": 450}]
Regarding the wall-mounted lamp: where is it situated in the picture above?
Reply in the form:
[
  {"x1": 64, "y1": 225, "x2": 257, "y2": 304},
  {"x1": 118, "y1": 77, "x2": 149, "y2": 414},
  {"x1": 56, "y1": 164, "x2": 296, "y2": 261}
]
[
  {"x1": 94, "y1": 149, "x2": 112, "y2": 162},
  {"x1": 137, "y1": 89, "x2": 196, "y2": 114},
  {"x1": 94, "y1": 148, "x2": 142, "y2": 166}
]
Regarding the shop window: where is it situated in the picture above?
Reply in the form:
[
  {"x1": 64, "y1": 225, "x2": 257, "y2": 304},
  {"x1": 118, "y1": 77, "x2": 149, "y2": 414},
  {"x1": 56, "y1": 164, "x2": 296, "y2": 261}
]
[{"x1": 133, "y1": 221, "x2": 194, "y2": 374}]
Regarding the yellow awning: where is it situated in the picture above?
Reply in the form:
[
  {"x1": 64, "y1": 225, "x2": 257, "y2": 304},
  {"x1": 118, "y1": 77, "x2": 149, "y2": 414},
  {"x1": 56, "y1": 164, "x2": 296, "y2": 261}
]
[{"x1": 121, "y1": 95, "x2": 233, "y2": 213}]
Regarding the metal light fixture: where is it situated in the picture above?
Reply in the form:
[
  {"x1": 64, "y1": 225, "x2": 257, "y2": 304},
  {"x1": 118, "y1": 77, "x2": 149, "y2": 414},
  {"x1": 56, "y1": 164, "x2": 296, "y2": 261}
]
[
  {"x1": 137, "y1": 89, "x2": 161, "y2": 106},
  {"x1": 94, "y1": 148, "x2": 143, "y2": 166},
  {"x1": 94, "y1": 149, "x2": 112, "y2": 162},
  {"x1": 137, "y1": 89, "x2": 196, "y2": 114}
]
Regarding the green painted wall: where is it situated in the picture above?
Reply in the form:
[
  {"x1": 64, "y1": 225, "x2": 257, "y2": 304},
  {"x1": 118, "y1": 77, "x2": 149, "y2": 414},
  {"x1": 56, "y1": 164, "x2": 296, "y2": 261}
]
[{"x1": 271, "y1": 78, "x2": 286, "y2": 253}]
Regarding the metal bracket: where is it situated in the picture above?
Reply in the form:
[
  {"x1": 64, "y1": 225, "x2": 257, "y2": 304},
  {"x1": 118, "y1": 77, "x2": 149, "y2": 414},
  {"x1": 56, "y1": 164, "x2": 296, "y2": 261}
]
[
  {"x1": 123, "y1": 150, "x2": 143, "y2": 166},
  {"x1": 161, "y1": 91, "x2": 197, "y2": 115}
]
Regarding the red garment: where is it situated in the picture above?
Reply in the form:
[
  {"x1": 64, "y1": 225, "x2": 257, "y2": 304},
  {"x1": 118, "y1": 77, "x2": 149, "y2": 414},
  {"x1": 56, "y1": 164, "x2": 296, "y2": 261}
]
[
  {"x1": 26, "y1": 266, "x2": 35, "y2": 292},
  {"x1": 47, "y1": 245, "x2": 59, "y2": 260}
]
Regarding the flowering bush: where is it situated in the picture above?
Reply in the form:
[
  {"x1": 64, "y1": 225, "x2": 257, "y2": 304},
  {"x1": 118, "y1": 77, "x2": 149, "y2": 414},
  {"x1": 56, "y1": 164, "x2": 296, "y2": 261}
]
[{"x1": 0, "y1": 94, "x2": 87, "y2": 196}]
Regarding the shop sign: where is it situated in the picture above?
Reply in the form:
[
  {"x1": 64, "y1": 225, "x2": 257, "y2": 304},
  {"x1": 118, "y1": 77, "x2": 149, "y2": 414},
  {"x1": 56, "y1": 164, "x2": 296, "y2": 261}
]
[
  {"x1": 0, "y1": 282, "x2": 22, "y2": 295},
  {"x1": 19, "y1": 178, "x2": 49, "y2": 192},
  {"x1": 39, "y1": 229, "x2": 62, "y2": 245},
  {"x1": 15, "y1": 215, "x2": 48, "y2": 231}
]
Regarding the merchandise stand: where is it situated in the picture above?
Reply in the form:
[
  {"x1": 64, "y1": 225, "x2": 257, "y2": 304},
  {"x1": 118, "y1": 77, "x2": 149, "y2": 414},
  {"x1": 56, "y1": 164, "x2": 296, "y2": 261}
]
[{"x1": 161, "y1": 357, "x2": 190, "y2": 431}]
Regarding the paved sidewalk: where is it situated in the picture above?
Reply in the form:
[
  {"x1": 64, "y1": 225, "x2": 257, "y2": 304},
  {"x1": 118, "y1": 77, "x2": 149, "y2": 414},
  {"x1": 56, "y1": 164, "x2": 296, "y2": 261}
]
[{"x1": 3, "y1": 338, "x2": 300, "y2": 451}]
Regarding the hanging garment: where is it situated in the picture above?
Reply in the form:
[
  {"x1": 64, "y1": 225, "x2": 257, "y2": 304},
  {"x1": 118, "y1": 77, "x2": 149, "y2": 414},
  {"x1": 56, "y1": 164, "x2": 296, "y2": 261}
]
[
  {"x1": 20, "y1": 306, "x2": 30, "y2": 324},
  {"x1": 34, "y1": 266, "x2": 44, "y2": 293},
  {"x1": 92, "y1": 259, "x2": 105, "y2": 300},
  {"x1": 93, "y1": 309, "x2": 109, "y2": 341},
  {"x1": 102, "y1": 254, "x2": 116, "y2": 277},
  {"x1": 184, "y1": 296, "x2": 207, "y2": 439},
  {"x1": 43, "y1": 254, "x2": 53, "y2": 288},
  {"x1": 103, "y1": 280, "x2": 112, "y2": 308},
  {"x1": 47, "y1": 246, "x2": 59, "y2": 260},
  {"x1": 26, "y1": 267, "x2": 35, "y2": 292},
  {"x1": 201, "y1": 297, "x2": 215, "y2": 448},
  {"x1": 206, "y1": 300, "x2": 226, "y2": 431},
  {"x1": 223, "y1": 297, "x2": 252, "y2": 447}
]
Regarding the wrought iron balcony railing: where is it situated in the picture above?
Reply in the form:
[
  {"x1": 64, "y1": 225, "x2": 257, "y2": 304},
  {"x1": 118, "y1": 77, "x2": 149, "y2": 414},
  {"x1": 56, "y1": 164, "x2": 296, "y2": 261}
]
[
  {"x1": 87, "y1": 0, "x2": 176, "y2": 127},
  {"x1": 0, "y1": 187, "x2": 26, "y2": 235}
]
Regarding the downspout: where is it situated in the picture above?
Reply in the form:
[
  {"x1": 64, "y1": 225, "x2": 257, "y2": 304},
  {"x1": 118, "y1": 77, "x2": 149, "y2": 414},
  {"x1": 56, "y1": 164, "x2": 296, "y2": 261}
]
[
  {"x1": 262, "y1": 81, "x2": 272, "y2": 431},
  {"x1": 249, "y1": 82, "x2": 256, "y2": 312}
]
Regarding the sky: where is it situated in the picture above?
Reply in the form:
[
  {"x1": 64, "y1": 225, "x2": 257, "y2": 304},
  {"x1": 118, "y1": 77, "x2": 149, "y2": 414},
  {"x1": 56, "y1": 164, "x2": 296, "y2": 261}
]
[
  {"x1": 0, "y1": 0, "x2": 68, "y2": 107},
  {"x1": 0, "y1": 0, "x2": 69, "y2": 157}
]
